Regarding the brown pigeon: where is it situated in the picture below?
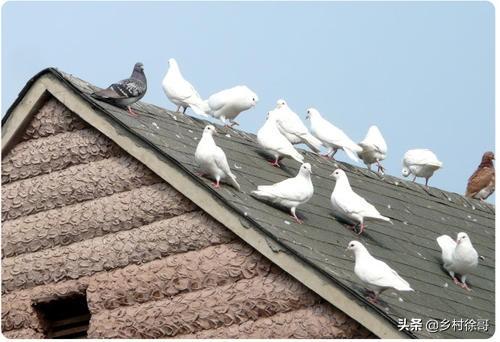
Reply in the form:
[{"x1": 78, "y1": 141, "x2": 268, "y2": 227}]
[{"x1": 465, "y1": 151, "x2": 495, "y2": 201}]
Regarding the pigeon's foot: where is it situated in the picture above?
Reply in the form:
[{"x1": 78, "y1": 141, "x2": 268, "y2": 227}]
[
  {"x1": 212, "y1": 181, "x2": 220, "y2": 189},
  {"x1": 127, "y1": 106, "x2": 138, "y2": 117},
  {"x1": 377, "y1": 162, "x2": 386, "y2": 174},
  {"x1": 460, "y1": 282, "x2": 472, "y2": 291},
  {"x1": 355, "y1": 223, "x2": 365, "y2": 235},
  {"x1": 182, "y1": 107, "x2": 187, "y2": 114},
  {"x1": 291, "y1": 214, "x2": 303, "y2": 224},
  {"x1": 365, "y1": 291, "x2": 379, "y2": 304},
  {"x1": 452, "y1": 277, "x2": 461, "y2": 285},
  {"x1": 269, "y1": 159, "x2": 281, "y2": 168},
  {"x1": 321, "y1": 153, "x2": 331, "y2": 159},
  {"x1": 229, "y1": 121, "x2": 239, "y2": 128}
]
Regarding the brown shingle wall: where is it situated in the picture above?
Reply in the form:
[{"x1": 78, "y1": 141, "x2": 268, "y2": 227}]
[
  {"x1": 87, "y1": 272, "x2": 319, "y2": 338},
  {"x1": 2, "y1": 183, "x2": 197, "y2": 258},
  {"x1": 178, "y1": 303, "x2": 374, "y2": 339},
  {"x1": 2, "y1": 128, "x2": 123, "y2": 184},
  {"x1": 2, "y1": 211, "x2": 234, "y2": 294},
  {"x1": 21, "y1": 98, "x2": 87, "y2": 141},
  {"x1": 87, "y1": 242, "x2": 274, "y2": 313},
  {"x1": 2, "y1": 327, "x2": 45, "y2": 339},
  {"x1": 1, "y1": 155, "x2": 159, "y2": 221}
]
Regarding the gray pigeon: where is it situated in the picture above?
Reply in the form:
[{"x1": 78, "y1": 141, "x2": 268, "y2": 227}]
[{"x1": 91, "y1": 62, "x2": 147, "y2": 116}]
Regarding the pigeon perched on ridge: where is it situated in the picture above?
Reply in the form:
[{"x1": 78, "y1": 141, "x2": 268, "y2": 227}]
[
  {"x1": 91, "y1": 62, "x2": 147, "y2": 116},
  {"x1": 347, "y1": 241, "x2": 414, "y2": 303},
  {"x1": 272, "y1": 99, "x2": 323, "y2": 153},
  {"x1": 191, "y1": 86, "x2": 258, "y2": 127},
  {"x1": 465, "y1": 151, "x2": 495, "y2": 201},
  {"x1": 436, "y1": 232, "x2": 478, "y2": 291},
  {"x1": 357, "y1": 125, "x2": 387, "y2": 174},
  {"x1": 195, "y1": 125, "x2": 240, "y2": 191},
  {"x1": 402, "y1": 149, "x2": 442, "y2": 186},
  {"x1": 257, "y1": 110, "x2": 304, "y2": 167},
  {"x1": 306, "y1": 108, "x2": 362, "y2": 162},
  {"x1": 251, "y1": 163, "x2": 314, "y2": 224},
  {"x1": 162, "y1": 58, "x2": 206, "y2": 115},
  {"x1": 330, "y1": 169, "x2": 390, "y2": 234}
]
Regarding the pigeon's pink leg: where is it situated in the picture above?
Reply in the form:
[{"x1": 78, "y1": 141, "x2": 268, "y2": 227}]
[
  {"x1": 291, "y1": 208, "x2": 303, "y2": 224},
  {"x1": 366, "y1": 290, "x2": 379, "y2": 304},
  {"x1": 357, "y1": 223, "x2": 365, "y2": 235},
  {"x1": 212, "y1": 180, "x2": 220, "y2": 189},
  {"x1": 460, "y1": 282, "x2": 472, "y2": 291},
  {"x1": 270, "y1": 158, "x2": 281, "y2": 167},
  {"x1": 452, "y1": 276, "x2": 461, "y2": 285},
  {"x1": 127, "y1": 106, "x2": 138, "y2": 117}
]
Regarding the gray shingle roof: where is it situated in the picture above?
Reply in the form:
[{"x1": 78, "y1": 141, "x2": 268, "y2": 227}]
[{"x1": 6, "y1": 68, "x2": 495, "y2": 338}]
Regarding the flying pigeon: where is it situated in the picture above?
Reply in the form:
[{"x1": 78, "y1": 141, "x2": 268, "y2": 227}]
[
  {"x1": 357, "y1": 125, "x2": 387, "y2": 174},
  {"x1": 402, "y1": 149, "x2": 443, "y2": 186},
  {"x1": 195, "y1": 125, "x2": 240, "y2": 191},
  {"x1": 436, "y1": 232, "x2": 478, "y2": 291},
  {"x1": 91, "y1": 62, "x2": 147, "y2": 116},
  {"x1": 251, "y1": 163, "x2": 314, "y2": 224},
  {"x1": 191, "y1": 86, "x2": 258, "y2": 127},
  {"x1": 465, "y1": 151, "x2": 495, "y2": 201},
  {"x1": 330, "y1": 169, "x2": 390, "y2": 234},
  {"x1": 306, "y1": 108, "x2": 362, "y2": 162},
  {"x1": 162, "y1": 58, "x2": 206, "y2": 115},
  {"x1": 257, "y1": 110, "x2": 304, "y2": 167},
  {"x1": 347, "y1": 241, "x2": 414, "y2": 303},
  {"x1": 272, "y1": 99, "x2": 323, "y2": 152}
]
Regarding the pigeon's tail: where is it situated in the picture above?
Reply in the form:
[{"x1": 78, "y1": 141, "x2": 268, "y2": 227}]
[
  {"x1": 251, "y1": 189, "x2": 274, "y2": 202},
  {"x1": 394, "y1": 282, "x2": 414, "y2": 292},
  {"x1": 190, "y1": 99, "x2": 210, "y2": 117},
  {"x1": 91, "y1": 88, "x2": 120, "y2": 100},
  {"x1": 300, "y1": 133, "x2": 323, "y2": 153},
  {"x1": 343, "y1": 147, "x2": 361, "y2": 163},
  {"x1": 287, "y1": 150, "x2": 305, "y2": 164},
  {"x1": 227, "y1": 173, "x2": 241, "y2": 191}
]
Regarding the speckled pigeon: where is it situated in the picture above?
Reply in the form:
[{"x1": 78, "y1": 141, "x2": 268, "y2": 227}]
[{"x1": 91, "y1": 62, "x2": 147, "y2": 116}]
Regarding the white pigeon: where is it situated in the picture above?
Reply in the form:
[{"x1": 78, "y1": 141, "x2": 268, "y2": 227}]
[
  {"x1": 357, "y1": 125, "x2": 388, "y2": 174},
  {"x1": 257, "y1": 110, "x2": 304, "y2": 166},
  {"x1": 272, "y1": 99, "x2": 323, "y2": 152},
  {"x1": 191, "y1": 86, "x2": 258, "y2": 127},
  {"x1": 436, "y1": 232, "x2": 478, "y2": 291},
  {"x1": 330, "y1": 169, "x2": 390, "y2": 234},
  {"x1": 306, "y1": 108, "x2": 362, "y2": 163},
  {"x1": 195, "y1": 125, "x2": 240, "y2": 191},
  {"x1": 347, "y1": 241, "x2": 414, "y2": 303},
  {"x1": 402, "y1": 149, "x2": 443, "y2": 186},
  {"x1": 251, "y1": 163, "x2": 314, "y2": 224},
  {"x1": 162, "y1": 58, "x2": 206, "y2": 115}
]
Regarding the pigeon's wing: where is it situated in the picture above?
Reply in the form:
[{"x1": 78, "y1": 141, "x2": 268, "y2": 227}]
[
  {"x1": 256, "y1": 177, "x2": 305, "y2": 202},
  {"x1": 337, "y1": 191, "x2": 376, "y2": 216},
  {"x1": 316, "y1": 118, "x2": 361, "y2": 153},
  {"x1": 404, "y1": 149, "x2": 442, "y2": 167},
  {"x1": 360, "y1": 126, "x2": 387, "y2": 153},
  {"x1": 436, "y1": 235, "x2": 456, "y2": 266},
  {"x1": 170, "y1": 77, "x2": 201, "y2": 101},
  {"x1": 95, "y1": 78, "x2": 146, "y2": 99},
  {"x1": 365, "y1": 259, "x2": 412, "y2": 290},
  {"x1": 206, "y1": 89, "x2": 231, "y2": 113},
  {"x1": 466, "y1": 167, "x2": 495, "y2": 197},
  {"x1": 213, "y1": 146, "x2": 232, "y2": 176}
]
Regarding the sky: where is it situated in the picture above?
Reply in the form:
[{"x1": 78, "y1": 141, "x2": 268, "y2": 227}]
[{"x1": 1, "y1": 1, "x2": 495, "y2": 201}]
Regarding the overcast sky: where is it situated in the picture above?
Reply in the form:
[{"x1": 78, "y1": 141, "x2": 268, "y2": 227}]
[{"x1": 2, "y1": 1, "x2": 494, "y2": 201}]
